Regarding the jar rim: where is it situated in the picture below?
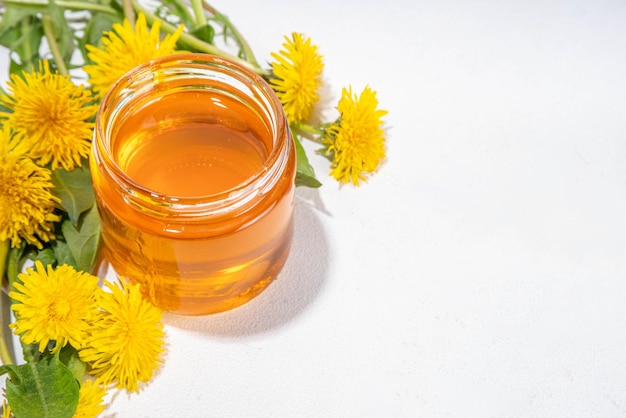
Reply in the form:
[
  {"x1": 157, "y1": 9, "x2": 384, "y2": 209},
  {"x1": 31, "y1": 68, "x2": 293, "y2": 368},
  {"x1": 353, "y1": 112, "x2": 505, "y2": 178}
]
[{"x1": 93, "y1": 53, "x2": 291, "y2": 216}]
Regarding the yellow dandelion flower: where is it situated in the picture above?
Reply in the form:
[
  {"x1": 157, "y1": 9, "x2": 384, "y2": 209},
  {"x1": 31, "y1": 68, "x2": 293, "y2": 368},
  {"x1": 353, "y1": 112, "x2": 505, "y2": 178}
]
[
  {"x1": 73, "y1": 379, "x2": 107, "y2": 418},
  {"x1": 270, "y1": 32, "x2": 324, "y2": 124},
  {"x1": 323, "y1": 86, "x2": 388, "y2": 185},
  {"x1": 9, "y1": 261, "x2": 101, "y2": 353},
  {"x1": 84, "y1": 13, "x2": 185, "y2": 99},
  {"x1": 80, "y1": 280, "x2": 165, "y2": 393},
  {"x1": 0, "y1": 126, "x2": 61, "y2": 249},
  {"x1": 0, "y1": 61, "x2": 98, "y2": 171}
]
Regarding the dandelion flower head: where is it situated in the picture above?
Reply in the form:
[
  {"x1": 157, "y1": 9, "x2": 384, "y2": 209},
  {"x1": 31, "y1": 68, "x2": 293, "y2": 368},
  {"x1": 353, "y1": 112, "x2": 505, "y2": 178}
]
[
  {"x1": 0, "y1": 60, "x2": 98, "y2": 171},
  {"x1": 84, "y1": 13, "x2": 185, "y2": 99},
  {"x1": 270, "y1": 32, "x2": 324, "y2": 124},
  {"x1": 80, "y1": 280, "x2": 165, "y2": 393},
  {"x1": 0, "y1": 126, "x2": 61, "y2": 249},
  {"x1": 323, "y1": 86, "x2": 387, "y2": 185},
  {"x1": 9, "y1": 261, "x2": 101, "y2": 353},
  {"x1": 73, "y1": 379, "x2": 106, "y2": 418}
]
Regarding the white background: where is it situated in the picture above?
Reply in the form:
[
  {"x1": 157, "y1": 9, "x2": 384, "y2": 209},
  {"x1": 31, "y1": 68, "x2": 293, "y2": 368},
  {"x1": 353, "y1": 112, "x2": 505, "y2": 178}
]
[{"x1": 5, "y1": 0, "x2": 626, "y2": 417}]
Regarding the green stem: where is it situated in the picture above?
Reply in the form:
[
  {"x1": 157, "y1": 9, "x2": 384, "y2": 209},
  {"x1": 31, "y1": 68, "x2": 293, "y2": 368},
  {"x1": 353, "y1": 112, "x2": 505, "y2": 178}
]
[
  {"x1": 0, "y1": 308, "x2": 14, "y2": 365},
  {"x1": 6, "y1": 248, "x2": 22, "y2": 289},
  {"x1": 0, "y1": 241, "x2": 8, "y2": 284},
  {"x1": 167, "y1": 0, "x2": 195, "y2": 23},
  {"x1": 178, "y1": 30, "x2": 267, "y2": 74},
  {"x1": 122, "y1": 0, "x2": 135, "y2": 27},
  {"x1": 58, "y1": 0, "x2": 119, "y2": 15},
  {"x1": 204, "y1": 2, "x2": 261, "y2": 69},
  {"x1": 0, "y1": 309, "x2": 14, "y2": 366},
  {"x1": 56, "y1": 0, "x2": 118, "y2": 14},
  {"x1": 2, "y1": 0, "x2": 118, "y2": 15},
  {"x1": 42, "y1": 14, "x2": 68, "y2": 76},
  {"x1": 0, "y1": 241, "x2": 13, "y2": 366},
  {"x1": 133, "y1": 0, "x2": 269, "y2": 76},
  {"x1": 293, "y1": 122, "x2": 326, "y2": 140},
  {"x1": 19, "y1": 18, "x2": 33, "y2": 71},
  {"x1": 190, "y1": 0, "x2": 205, "y2": 28}
]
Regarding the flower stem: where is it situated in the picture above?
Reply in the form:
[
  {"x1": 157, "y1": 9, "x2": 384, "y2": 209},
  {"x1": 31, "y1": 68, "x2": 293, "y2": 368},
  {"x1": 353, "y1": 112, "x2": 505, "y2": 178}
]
[
  {"x1": 190, "y1": 0, "x2": 206, "y2": 28},
  {"x1": 122, "y1": 0, "x2": 135, "y2": 27},
  {"x1": 204, "y1": 1, "x2": 261, "y2": 69},
  {"x1": 168, "y1": 0, "x2": 195, "y2": 24},
  {"x1": 2, "y1": 0, "x2": 118, "y2": 15},
  {"x1": 6, "y1": 248, "x2": 21, "y2": 288},
  {"x1": 19, "y1": 19, "x2": 34, "y2": 71},
  {"x1": 0, "y1": 303, "x2": 14, "y2": 366},
  {"x1": 0, "y1": 241, "x2": 8, "y2": 284},
  {"x1": 56, "y1": 0, "x2": 118, "y2": 14},
  {"x1": 0, "y1": 241, "x2": 14, "y2": 366},
  {"x1": 133, "y1": 0, "x2": 269, "y2": 77},
  {"x1": 292, "y1": 122, "x2": 326, "y2": 142},
  {"x1": 42, "y1": 14, "x2": 68, "y2": 76},
  {"x1": 293, "y1": 123, "x2": 324, "y2": 135},
  {"x1": 0, "y1": 311, "x2": 14, "y2": 366}
]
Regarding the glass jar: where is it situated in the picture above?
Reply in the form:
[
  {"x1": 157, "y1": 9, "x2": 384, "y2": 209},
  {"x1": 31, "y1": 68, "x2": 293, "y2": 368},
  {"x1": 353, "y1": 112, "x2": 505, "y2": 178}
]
[{"x1": 90, "y1": 53, "x2": 296, "y2": 315}]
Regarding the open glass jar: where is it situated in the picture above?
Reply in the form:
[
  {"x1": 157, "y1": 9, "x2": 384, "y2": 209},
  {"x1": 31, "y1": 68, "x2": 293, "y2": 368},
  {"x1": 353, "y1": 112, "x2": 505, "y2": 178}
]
[{"x1": 90, "y1": 53, "x2": 296, "y2": 315}]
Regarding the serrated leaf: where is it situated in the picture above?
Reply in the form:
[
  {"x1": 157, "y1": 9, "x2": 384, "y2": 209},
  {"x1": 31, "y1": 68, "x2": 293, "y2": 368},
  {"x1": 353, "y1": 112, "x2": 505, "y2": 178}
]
[
  {"x1": 296, "y1": 171, "x2": 323, "y2": 188},
  {"x1": 45, "y1": 2, "x2": 76, "y2": 64},
  {"x1": 296, "y1": 169, "x2": 323, "y2": 188},
  {"x1": 177, "y1": 24, "x2": 216, "y2": 51},
  {"x1": 0, "y1": 356, "x2": 79, "y2": 418},
  {"x1": 294, "y1": 135, "x2": 322, "y2": 188},
  {"x1": 58, "y1": 346, "x2": 86, "y2": 383},
  {"x1": 31, "y1": 248, "x2": 56, "y2": 267},
  {"x1": 0, "y1": 17, "x2": 44, "y2": 73},
  {"x1": 0, "y1": 3, "x2": 46, "y2": 36},
  {"x1": 61, "y1": 204, "x2": 101, "y2": 273},
  {"x1": 51, "y1": 165, "x2": 95, "y2": 226},
  {"x1": 80, "y1": 12, "x2": 123, "y2": 62},
  {"x1": 155, "y1": 0, "x2": 194, "y2": 28},
  {"x1": 50, "y1": 240, "x2": 77, "y2": 269},
  {"x1": 190, "y1": 24, "x2": 215, "y2": 44}
]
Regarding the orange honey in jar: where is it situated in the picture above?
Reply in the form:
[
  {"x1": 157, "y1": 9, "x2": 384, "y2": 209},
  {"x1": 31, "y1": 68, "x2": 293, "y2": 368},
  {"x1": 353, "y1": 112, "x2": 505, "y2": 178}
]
[{"x1": 90, "y1": 53, "x2": 296, "y2": 315}]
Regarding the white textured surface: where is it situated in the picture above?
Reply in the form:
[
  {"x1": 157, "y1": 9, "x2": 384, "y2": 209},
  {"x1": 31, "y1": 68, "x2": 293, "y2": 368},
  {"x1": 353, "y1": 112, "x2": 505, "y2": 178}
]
[{"x1": 5, "y1": 0, "x2": 626, "y2": 416}]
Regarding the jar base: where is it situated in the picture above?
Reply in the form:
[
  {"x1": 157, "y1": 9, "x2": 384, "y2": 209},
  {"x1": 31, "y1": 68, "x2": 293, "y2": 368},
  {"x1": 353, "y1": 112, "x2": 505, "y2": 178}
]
[{"x1": 96, "y1": 229, "x2": 293, "y2": 316}]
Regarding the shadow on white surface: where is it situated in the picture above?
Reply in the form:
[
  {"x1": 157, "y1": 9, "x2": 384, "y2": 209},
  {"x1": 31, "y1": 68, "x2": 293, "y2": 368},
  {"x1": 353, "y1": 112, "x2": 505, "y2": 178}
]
[{"x1": 163, "y1": 188, "x2": 330, "y2": 336}]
